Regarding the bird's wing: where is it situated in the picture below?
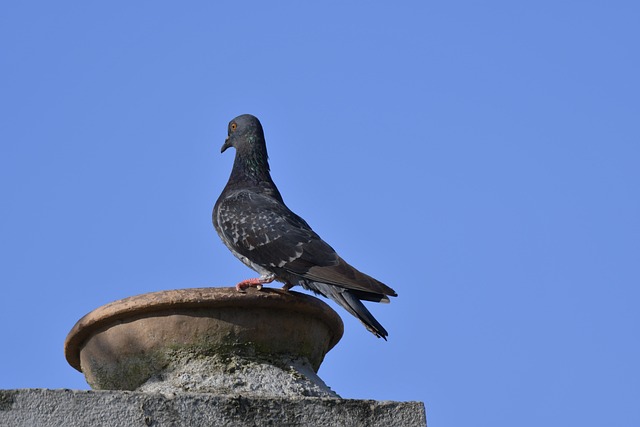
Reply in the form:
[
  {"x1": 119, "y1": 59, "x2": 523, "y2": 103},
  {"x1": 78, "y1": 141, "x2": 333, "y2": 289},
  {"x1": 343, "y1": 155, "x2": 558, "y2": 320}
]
[
  {"x1": 215, "y1": 189, "x2": 332, "y2": 270},
  {"x1": 215, "y1": 189, "x2": 395, "y2": 297}
]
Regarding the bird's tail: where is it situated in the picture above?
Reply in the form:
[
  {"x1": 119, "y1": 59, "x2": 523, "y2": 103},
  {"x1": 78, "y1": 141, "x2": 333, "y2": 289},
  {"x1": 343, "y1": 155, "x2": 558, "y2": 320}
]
[{"x1": 305, "y1": 281, "x2": 389, "y2": 340}]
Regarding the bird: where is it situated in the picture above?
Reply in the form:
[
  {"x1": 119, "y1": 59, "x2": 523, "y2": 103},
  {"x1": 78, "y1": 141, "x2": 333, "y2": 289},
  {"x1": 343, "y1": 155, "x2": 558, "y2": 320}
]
[{"x1": 213, "y1": 114, "x2": 397, "y2": 339}]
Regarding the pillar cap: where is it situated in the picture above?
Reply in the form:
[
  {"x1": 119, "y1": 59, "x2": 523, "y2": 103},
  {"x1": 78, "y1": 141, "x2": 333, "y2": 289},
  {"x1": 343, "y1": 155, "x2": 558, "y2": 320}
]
[{"x1": 64, "y1": 287, "x2": 344, "y2": 392}]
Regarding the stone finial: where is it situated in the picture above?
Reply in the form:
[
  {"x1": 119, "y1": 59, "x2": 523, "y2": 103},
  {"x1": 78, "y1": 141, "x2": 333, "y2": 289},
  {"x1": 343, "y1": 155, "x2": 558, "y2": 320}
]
[{"x1": 64, "y1": 287, "x2": 344, "y2": 397}]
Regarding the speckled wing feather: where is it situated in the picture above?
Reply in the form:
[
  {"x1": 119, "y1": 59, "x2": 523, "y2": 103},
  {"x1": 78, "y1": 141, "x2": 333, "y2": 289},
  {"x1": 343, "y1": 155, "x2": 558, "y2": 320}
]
[
  {"x1": 215, "y1": 189, "x2": 395, "y2": 299},
  {"x1": 215, "y1": 189, "x2": 322, "y2": 271}
]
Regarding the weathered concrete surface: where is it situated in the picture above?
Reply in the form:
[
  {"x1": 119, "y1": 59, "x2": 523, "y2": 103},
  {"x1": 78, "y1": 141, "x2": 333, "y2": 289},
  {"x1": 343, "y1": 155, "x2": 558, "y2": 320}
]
[
  {"x1": 137, "y1": 352, "x2": 339, "y2": 397},
  {"x1": 0, "y1": 389, "x2": 427, "y2": 427}
]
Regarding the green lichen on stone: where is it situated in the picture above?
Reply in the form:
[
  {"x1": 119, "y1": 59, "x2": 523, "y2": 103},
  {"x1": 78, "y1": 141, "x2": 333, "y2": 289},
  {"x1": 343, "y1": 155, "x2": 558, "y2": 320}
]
[{"x1": 162, "y1": 336, "x2": 315, "y2": 373}]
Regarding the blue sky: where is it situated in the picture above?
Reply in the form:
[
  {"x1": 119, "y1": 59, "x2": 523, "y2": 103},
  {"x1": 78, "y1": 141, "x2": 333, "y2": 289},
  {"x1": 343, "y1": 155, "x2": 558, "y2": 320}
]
[{"x1": 1, "y1": 2, "x2": 639, "y2": 426}]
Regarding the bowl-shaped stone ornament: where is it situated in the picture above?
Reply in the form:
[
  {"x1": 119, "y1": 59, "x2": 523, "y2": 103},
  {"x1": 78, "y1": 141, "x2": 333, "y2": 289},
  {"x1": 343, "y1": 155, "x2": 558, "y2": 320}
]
[{"x1": 64, "y1": 287, "x2": 344, "y2": 396}]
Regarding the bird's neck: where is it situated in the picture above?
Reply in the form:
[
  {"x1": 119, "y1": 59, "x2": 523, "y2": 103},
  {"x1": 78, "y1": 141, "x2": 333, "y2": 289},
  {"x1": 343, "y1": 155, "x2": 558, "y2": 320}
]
[
  {"x1": 227, "y1": 145, "x2": 283, "y2": 201},
  {"x1": 229, "y1": 143, "x2": 270, "y2": 180}
]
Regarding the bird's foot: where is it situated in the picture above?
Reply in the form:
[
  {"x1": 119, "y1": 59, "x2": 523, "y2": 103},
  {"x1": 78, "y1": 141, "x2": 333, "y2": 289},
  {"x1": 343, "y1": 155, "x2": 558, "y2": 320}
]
[
  {"x1": 235, "y1": 274, "x2": 275, "y2": 292},
  {"x1": 281, "y1": 283, "x2": 294, "y2": 292}
]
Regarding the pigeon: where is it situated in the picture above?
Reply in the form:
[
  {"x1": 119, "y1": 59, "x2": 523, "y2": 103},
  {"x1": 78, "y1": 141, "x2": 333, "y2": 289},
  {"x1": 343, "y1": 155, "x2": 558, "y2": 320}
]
[{"x1": 213, "y1": 114, "x2": 397, "y2": 339}]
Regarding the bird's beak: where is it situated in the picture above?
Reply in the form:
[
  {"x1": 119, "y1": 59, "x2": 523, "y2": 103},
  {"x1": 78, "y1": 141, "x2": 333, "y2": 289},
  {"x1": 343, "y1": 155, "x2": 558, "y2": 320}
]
[{"x1": 221, "y1": 136, "x2": 232, "y2": 153}]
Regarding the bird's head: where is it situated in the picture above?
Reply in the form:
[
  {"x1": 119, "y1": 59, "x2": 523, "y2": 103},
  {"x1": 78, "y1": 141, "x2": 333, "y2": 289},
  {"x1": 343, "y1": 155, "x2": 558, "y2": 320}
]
[
  {"x1": 221, "y1": 114, "x2": 272, "y2": 180},
  {"x1": 221, "y1": 114, "x2": 266, "y2": 154}
]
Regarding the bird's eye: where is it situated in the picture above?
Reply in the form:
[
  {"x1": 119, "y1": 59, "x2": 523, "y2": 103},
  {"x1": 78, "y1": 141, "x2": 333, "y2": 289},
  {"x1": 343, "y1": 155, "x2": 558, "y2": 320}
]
[{"x1": 230, "y1": 122, "x2": 237, "y2": 132}]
